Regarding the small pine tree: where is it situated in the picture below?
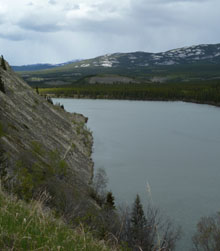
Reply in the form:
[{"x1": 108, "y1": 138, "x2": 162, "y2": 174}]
[
  {"x1": 130, "y1": 194, "x2": 147, "y2": 248},
  {"x1": 105, "y1": 191, "x2": 115, "y2": 209},
  {"x1": 1, "y1": 55, "x2": 7, "y2": 71},
  {"x1": 36, "y1": 86, "x2": 39, "y2": 94},
  {"x1": 0, "y1": 76, "x2": 5, "y2": 93}
]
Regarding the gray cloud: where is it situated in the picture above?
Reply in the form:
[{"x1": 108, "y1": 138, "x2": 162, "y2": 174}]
[
  {"x1": 147, "y1": 0, "x2": 209, "y2": 3},
  {"x1": 62, "y1": 3, "x2": 80, "y2": 11},
  {"x1": 18, "y1": 18, "x2": 62, "y2": 33},
  {"x1": 48, "y1": 0, "x2": 56, "y2": 5},
  {"x1": 0, "y1": 0, "x2": 220, "y2": 64},
  {"x1": 17, "y1": 6, "x2": 65, "y2": 33},
  {"x1": 0, "y1": 33, "x2": 26, "y2": 41}
]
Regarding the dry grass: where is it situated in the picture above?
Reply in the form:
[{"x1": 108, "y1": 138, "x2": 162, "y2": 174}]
[{"x1": 0, "y1": 184, "x2": 122, "y2": 251}]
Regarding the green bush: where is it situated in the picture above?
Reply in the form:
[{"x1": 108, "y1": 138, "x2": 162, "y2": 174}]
[{"x1": 13, "y1": 142, "x2": 68, "y2": 202}]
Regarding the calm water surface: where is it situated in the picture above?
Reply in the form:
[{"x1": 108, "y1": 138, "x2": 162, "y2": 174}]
[{"x1": 54, "y1": 98, "x2": 220, "y2": 250}]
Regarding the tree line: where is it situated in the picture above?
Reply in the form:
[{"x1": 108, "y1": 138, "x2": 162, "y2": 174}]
[{"x1": 39, "y1": 80, "x2": 220, "y2": 106}]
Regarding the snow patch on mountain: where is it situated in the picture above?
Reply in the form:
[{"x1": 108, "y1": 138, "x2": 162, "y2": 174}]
[
  {"x1": 152, "y1": 55, "x2": 163, "y2": 60},
  {"x1": 101, "y1": 62, "x2": 112, "y2": 67},
  {"x1": 80, "y1": 64, "x2": 90, "y2": 68},
  {"x1": 129, "y1": 56, "x2": 137, "y2": 60},
  {"x1": 156, "y1": 60, "x2": 176, "y2": 65}
]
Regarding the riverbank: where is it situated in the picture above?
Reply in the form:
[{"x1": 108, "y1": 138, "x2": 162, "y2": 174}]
[{"x1": 43, "y1": 93, "x2": 220, "y2": 108}]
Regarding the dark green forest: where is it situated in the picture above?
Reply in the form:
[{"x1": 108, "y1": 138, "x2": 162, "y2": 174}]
[{"x1": 39, "y1": 80, "x2": 220, "y2": 106}]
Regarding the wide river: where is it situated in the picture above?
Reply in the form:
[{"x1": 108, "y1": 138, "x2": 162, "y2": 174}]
[{"x1": 54, "y1": 98, "x2": 220, "y2": 250}]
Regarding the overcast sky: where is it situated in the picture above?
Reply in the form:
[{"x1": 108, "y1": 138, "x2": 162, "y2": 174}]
[{"x1": 0, "y1": 0, "x2": 220, "y2": 65}]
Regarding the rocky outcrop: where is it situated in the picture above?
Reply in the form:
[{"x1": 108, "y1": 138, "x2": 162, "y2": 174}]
[{"x1": 0, "y1": 59, "x2": 94, "y2": 216}]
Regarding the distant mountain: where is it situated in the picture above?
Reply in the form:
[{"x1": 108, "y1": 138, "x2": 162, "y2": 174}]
[
  {"x1": 18, "y1": 43, "x2": 220, "y2": 86},
  {"x1": 12, "y1": 64, "x2": 56, "y2": 72},
  {"x1": 72, "y1": 43, "x2": 220, "y2": 68},
  {"x1": 12, "y1": 60, "x2": 81, "y2": 72}
]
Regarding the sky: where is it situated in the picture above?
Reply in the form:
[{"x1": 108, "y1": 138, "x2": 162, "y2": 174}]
[{"x1": 0, "y1": 0, "x2": 220, "y2": 65}]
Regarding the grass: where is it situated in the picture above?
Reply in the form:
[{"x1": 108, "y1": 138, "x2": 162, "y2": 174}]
[{"x1": 0, "y1": 184, "x2": 121, "y2": 251}]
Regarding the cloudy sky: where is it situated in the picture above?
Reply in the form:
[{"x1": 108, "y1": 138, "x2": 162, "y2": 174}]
[{"x1": 0, "y1": 0, "x2": 220, "y2": 65}]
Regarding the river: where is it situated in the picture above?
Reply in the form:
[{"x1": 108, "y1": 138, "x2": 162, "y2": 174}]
[{"x1": 53, "y1": 98, "x2": 220, "y2": 250}]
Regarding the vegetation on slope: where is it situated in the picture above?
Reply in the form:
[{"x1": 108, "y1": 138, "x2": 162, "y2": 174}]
[
  {"x1": 0, "y1": 119, "x2": 122, "y2": 250},
  {"x1": 0, "y1": 184, "x2": 119, "y2": 251},
  {"x1": 19, "y1": 63, "x2": 220, "y2": 87}
]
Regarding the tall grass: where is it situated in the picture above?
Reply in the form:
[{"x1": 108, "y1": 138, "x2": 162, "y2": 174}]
[{"x1": 0, "y1": 184, "x2": 121, "y2": 251}]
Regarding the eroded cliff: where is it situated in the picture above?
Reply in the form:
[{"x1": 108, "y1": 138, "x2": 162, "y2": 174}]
[{"x1": 0, "y1": 59, "x2": 95, "y2": 216}]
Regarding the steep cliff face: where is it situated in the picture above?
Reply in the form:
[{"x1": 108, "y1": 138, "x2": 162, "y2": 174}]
[{"x1": 0, "y1": 60, "x2": 94, "y2": 215}]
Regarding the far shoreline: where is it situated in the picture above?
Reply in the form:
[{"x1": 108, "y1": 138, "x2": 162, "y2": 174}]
[{"x1": 48, "y1": 94, "x2": 220, "y2": 108}]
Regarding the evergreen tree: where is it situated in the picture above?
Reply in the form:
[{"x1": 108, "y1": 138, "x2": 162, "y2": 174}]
[
  {"x1": 92, "y1": 167, "x2": 108, "y2": 200},
  {"x1": 130, "y1": 194, "x2": 147, "y2": 249},
  {"x1": 105, "y1": 191, "x2": 115, "y2": 209},
  {"x1": 1, "y1": 55, "x2": 7, "y2": 70},
  {"x1": 0, "y1": 76, "x2": 5, "y2": 93}
]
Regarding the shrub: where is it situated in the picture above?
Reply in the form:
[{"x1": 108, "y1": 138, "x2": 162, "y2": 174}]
[
  {"x1": 8, "y1": 142, "x2": 68, "y2": 203},
  {"x1": 0, "y1": 77, "x2": 5, "y2": 93},
  {"x1": 117, "y1": 194, "x2": 181, "y2": 250},
  {"x1": 1, "y1": 55, "x2": 7, "y2": 70},
  {"x1": 192, "y1": 213, "x2": 220, "y2": 251}
]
